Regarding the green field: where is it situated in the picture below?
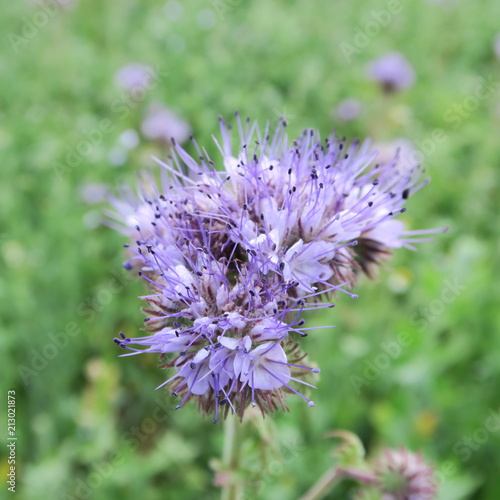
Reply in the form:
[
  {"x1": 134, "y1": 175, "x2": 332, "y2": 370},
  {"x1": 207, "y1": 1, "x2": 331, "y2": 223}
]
[{"x1": 2, "y1": 0, "x2": 500, "y2": 498}]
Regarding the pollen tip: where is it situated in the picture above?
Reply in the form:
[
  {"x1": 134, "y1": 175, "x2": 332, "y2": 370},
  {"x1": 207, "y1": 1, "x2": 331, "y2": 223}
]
[{"x1": 308, "y1": 401, "x2": 316, "y2": 407}]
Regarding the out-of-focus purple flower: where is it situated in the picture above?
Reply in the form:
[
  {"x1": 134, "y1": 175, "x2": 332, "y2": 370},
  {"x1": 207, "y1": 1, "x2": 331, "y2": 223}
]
[
  {"x1": 367, "y1": 52, "x2": 416, "y2": 93},
  {"x1": 374, "y1": 447, "x2": 436, "y2": 499},
  {"x1": 80, "y1": 183, "x2": 108, "y2": 204},
  {"x1": 334, "y1": 98, "x2": 363, "y2": 122},
  {"x1": 494, "y1": 33, "x2": 500, "y2": 60},
  {"x1": 109, "y1": 115, "x2": 444, "y2": 421},
  {"x1": 114, "y1": 63, "x2": 156, "y2": 93},
  {"x1": 141, "y1": 103, "x2": 191, "y2": 145}
]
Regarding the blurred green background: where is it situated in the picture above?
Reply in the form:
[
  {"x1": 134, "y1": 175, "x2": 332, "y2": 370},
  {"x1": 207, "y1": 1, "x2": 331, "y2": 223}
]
[{"x1": 1, "y1": 0, "x2": 500, "y2": 498}]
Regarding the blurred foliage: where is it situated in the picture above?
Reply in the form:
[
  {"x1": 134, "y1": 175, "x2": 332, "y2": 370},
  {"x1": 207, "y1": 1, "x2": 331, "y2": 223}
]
[{"x1": 1, "y1": 0, "x2": 500, "y2": 499}]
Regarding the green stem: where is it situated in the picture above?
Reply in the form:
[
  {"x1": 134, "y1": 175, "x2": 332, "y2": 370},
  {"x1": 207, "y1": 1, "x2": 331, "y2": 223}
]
[
  {"x1": 221, "y1": 413, "x2": 243, "y2": 500},
  {"x1": 298, "y1": 467, "x2": 343, "y2": 500},
  {"x1": 299, "y1": 467, "x2": 378, "y2": 500}
]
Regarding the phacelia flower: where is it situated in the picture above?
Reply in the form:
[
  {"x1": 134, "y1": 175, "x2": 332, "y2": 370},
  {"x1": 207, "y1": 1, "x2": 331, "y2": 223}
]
[
  {"x1": 367, "y1": 52, "x2": 416, "y2": 93},
  {"x1": 109, "y1": 114, "x2": 444, "y2": 421},
  {"x1": 141, "y1": 102, "x2": 191, "y2": 145},
  {"x1": 334, "y1": 98, "x2": 363, "y2": 122},
  {"x1": 373, "y1": 447, "x2": 436, "y2": 499},
  {"x1": 114, "y1": 63, "x2": 156, "y2": 93}
]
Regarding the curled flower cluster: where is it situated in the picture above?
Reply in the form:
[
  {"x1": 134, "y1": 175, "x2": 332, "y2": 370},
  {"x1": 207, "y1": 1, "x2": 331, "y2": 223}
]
[
  {"x1": 374, "y1": 447, "x2": 437, "y2": 500},
  {"x1": 110, "y1": 114, "x2": 443, "y2": 422},
  {"x1": 353, "y1": 447, "x2": 436, "y2": 500}
]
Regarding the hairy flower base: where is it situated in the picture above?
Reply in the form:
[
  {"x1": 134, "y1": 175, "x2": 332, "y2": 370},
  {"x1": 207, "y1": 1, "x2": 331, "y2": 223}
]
[{"x1": 110, "y1": 114, "x2": 445, "y2": 420}]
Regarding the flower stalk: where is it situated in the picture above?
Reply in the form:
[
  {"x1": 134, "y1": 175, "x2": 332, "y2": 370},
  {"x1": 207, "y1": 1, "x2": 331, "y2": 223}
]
[{"x1": 221, "y1": 413, "x2": 244, "y2": 500}]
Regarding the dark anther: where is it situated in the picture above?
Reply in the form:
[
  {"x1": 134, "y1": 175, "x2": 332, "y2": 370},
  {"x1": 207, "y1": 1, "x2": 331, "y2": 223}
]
[
  {"x1": 402, "y1": 188, "x2": 410, "y2": 199},
  {"x1": 190, "y1": 363, "x2": 196, "y2": 369},
  {"x1": 368, "y1": 201, "x2": 373, "y2": 207}
]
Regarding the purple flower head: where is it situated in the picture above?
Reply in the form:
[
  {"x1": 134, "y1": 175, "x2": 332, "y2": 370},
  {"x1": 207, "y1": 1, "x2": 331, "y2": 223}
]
[
  {"x1": 334, "y1": 98, "x2": 363, "y2": 122},
  {"x1": 114, "y1": 63, "x2": 156, "y2": 93},
  {"x1": 367, "y1": 52, "x2": 416, "y2": 93},
  {"x1": 109, "y1": 114, "x2": 445, "y2": 421},
  {"x1": 141, "y1": 103, "x2": 191, "y2": 145}
]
